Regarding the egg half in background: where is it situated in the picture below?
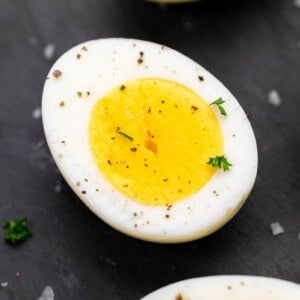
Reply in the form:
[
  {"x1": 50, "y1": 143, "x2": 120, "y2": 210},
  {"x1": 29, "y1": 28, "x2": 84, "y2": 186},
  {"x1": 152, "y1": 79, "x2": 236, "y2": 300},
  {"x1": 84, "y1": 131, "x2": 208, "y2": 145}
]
[
  {"x1": 42, "y1": 38, "x2": 258, "y2": 243},
  {"x1": 141, "y1": 276, "x2": 300, "y2": 300}
]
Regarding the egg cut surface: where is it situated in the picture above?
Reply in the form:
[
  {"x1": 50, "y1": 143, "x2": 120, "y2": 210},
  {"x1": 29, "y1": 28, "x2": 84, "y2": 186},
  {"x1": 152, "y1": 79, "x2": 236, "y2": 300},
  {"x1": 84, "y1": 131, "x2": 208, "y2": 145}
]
[{"x1": 42, "y1": 38, "x2": 258, "y2": 243}]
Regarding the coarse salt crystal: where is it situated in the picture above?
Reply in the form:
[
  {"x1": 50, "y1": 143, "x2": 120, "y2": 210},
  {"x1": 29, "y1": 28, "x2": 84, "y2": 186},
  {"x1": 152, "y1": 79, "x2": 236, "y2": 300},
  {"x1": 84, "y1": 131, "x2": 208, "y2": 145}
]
[
  {"x1": 268, "y1": 90, "x2": 282, "y2": 107},
  {"x1": 54, "y1": 183, "x2": 62, "y2": 193},
  {"x1": 270, "y1": 222, "x2": 285, "y2": 236},
  {"x1": 32, "y1": 107, "x2": 42, "y2": 119},
  {"x1": 35, "y1": 139, "x2": 45, "y2": 149},
  {"x1": 294, "y1": 0, "x2": 300, "y2": 8},
  {"x1": 1, "y1": 282, "x2": 8, "y2": 287},
  {"x1": 38, "y1": 286, "x2": 55, "y2": 300},
  {"x1": 106, "y1": 257, "x2": 116, "y2": 266},
  {"x1": 43, "y1": 44, "x2": 56, "y2": 61}
]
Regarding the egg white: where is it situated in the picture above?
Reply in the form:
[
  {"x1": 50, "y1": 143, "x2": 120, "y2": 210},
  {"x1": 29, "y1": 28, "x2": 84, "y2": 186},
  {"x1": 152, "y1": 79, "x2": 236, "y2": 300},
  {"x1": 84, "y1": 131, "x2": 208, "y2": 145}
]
[
  {"x1": 141, "y1": 276, "x2": 300, "y2": 300},
  {"x1": 42, "y1": 38, "x2": 258, "y2": 243}
]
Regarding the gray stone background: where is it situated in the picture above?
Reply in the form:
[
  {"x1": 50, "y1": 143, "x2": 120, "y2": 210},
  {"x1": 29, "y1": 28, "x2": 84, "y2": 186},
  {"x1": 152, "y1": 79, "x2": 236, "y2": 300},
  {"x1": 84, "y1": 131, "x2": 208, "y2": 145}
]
[{"x1": 0, "y1": 0, "x2": 299, "y2": 299}]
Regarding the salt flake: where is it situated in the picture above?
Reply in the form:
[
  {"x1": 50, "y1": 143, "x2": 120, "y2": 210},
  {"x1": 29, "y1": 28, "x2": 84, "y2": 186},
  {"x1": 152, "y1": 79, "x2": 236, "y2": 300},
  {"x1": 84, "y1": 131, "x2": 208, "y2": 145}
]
[
  {"x1": 1, "y1": 282, "x2": 8, "y2": 288},
  {"x1": 270, "y1": 222, "x2": 285, "y2": 236},
  {"x1": 106, "y1": 257, "x2": 116, "y2": 266},
  {"x1": 54, "y1": 182, "x2": 62, "y2": 193},
  {"x1": 43, "y1": 44, "x2": 56, "y2": 60},
  {"x1": 32, "y1": 107, "x2": 42, "y2": 119},
  {"x1": 268, "y1": 90, "x2": 282, "y2": 107},
  {"x1": 294, "y1": 0, "x2": 300, "y2": 8},
  {"x1": 38, "y1": 286, "x2": 54, "y2": 300}
]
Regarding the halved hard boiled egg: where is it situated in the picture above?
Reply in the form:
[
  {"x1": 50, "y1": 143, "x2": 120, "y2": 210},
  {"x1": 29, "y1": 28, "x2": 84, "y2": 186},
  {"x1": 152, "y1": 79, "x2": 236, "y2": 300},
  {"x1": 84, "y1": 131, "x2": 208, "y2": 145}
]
[
  {"x1": 42, "y1": 38, "x2": 257, "y2": 243},
  {"x1": 141, "y1": 276, "x2": 300, "y2": 300}
]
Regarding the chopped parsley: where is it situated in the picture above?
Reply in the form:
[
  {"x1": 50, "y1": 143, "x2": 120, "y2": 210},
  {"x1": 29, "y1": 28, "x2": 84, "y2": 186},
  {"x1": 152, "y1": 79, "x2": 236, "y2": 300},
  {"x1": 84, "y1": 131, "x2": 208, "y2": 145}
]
[
  {"x1": 207, "y1": 155, "x2": 232, "y2": 171},
  {"x1": 3, "y1": 219, "x2": 32, "y2": 244},
  {"x1": 116, "y1": 131, "x2": 134, "y2": 141},
  {"x1": 210, "y1": 97, "x2": 227, "y2": 116}
]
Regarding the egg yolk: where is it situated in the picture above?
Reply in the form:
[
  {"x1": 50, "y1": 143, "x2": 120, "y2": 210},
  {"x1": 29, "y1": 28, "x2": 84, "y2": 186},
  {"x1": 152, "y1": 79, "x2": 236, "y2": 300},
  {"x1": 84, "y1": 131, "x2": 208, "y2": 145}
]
[{"x1": 89, "y1": 78, "x2": 223, "y2": 206}]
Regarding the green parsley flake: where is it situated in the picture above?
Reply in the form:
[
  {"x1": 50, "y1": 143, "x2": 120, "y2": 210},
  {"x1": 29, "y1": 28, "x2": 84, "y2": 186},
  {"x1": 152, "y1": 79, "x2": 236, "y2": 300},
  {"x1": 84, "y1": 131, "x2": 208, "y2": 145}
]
[
  {"x1": 210, "y1": 97, "x2": 227, "y2": 116},
  {"x1": 116, "y1": 131, "x2": 134, "y2": 141},
  {"x1": 207, "y1": 155, "x2": 232, "y2": 171},
  {"x1": 3, "y1": 219, "x2": 32, "y2": 244}
]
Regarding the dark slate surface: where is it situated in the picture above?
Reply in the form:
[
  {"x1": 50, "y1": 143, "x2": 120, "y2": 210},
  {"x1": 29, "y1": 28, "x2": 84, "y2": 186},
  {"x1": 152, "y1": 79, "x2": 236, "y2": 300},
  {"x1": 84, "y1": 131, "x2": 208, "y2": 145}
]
[{"x1": 0, "y1": 0, "x2": 299, "y2": 299}]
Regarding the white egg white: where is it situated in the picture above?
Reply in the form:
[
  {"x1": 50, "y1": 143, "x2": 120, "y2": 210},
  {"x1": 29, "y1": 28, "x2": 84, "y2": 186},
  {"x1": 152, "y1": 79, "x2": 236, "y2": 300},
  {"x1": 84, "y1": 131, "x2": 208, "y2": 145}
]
[
  {"x1": 141, "y1": 276, "x2": 300, "y2": 300},
  {"x1": 42, "y1": 38, "x2": 258, "y2": 243}
]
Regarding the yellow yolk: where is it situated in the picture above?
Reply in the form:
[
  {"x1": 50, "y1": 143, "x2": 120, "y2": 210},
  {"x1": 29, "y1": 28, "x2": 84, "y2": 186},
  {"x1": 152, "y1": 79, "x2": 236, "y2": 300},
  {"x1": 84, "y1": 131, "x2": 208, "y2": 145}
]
[{"x1": 89, "y1": 79, "x2": 223, "y2": 206}]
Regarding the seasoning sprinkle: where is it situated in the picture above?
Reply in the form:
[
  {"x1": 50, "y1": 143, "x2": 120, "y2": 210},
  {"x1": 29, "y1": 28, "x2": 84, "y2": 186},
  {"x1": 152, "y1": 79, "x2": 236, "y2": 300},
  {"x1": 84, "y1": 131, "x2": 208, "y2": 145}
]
[
  {"x1": 198, "y1": 75, "x2": 204, "y2": 81},
  {"x1": 116, "y1": 131, "x2": 134, "y2": 141},
  {"x1": 130, "y1": 147, "x2": 137, "y2": 152},
  {"x1": 120, "y1": 85, "x2": 126, "y2": 91},
  {"x1": 210, "y1": 97, "x2": 227, "y2": 116},
  {"x1": 52, "y1": 69, "x2": 62, "y2": 78},
  {"x1": 82, "y1": 46, "x2": 88, "y2": 51},
  {"x1": 76, "y1": 54, "x2": 81, "y2": 59},
  {"x1": 59, "y1": 101, "x2": 65, "y2": 107},
  {"x1": 207, "y1": 155, "x2": 232, "y2": 171},
  {"x1": 191, "y1": 105, "x2": 198, "y2": 111},
  {"x1": 77, "y1": 92, "x2": 82, "y2": 97}
]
